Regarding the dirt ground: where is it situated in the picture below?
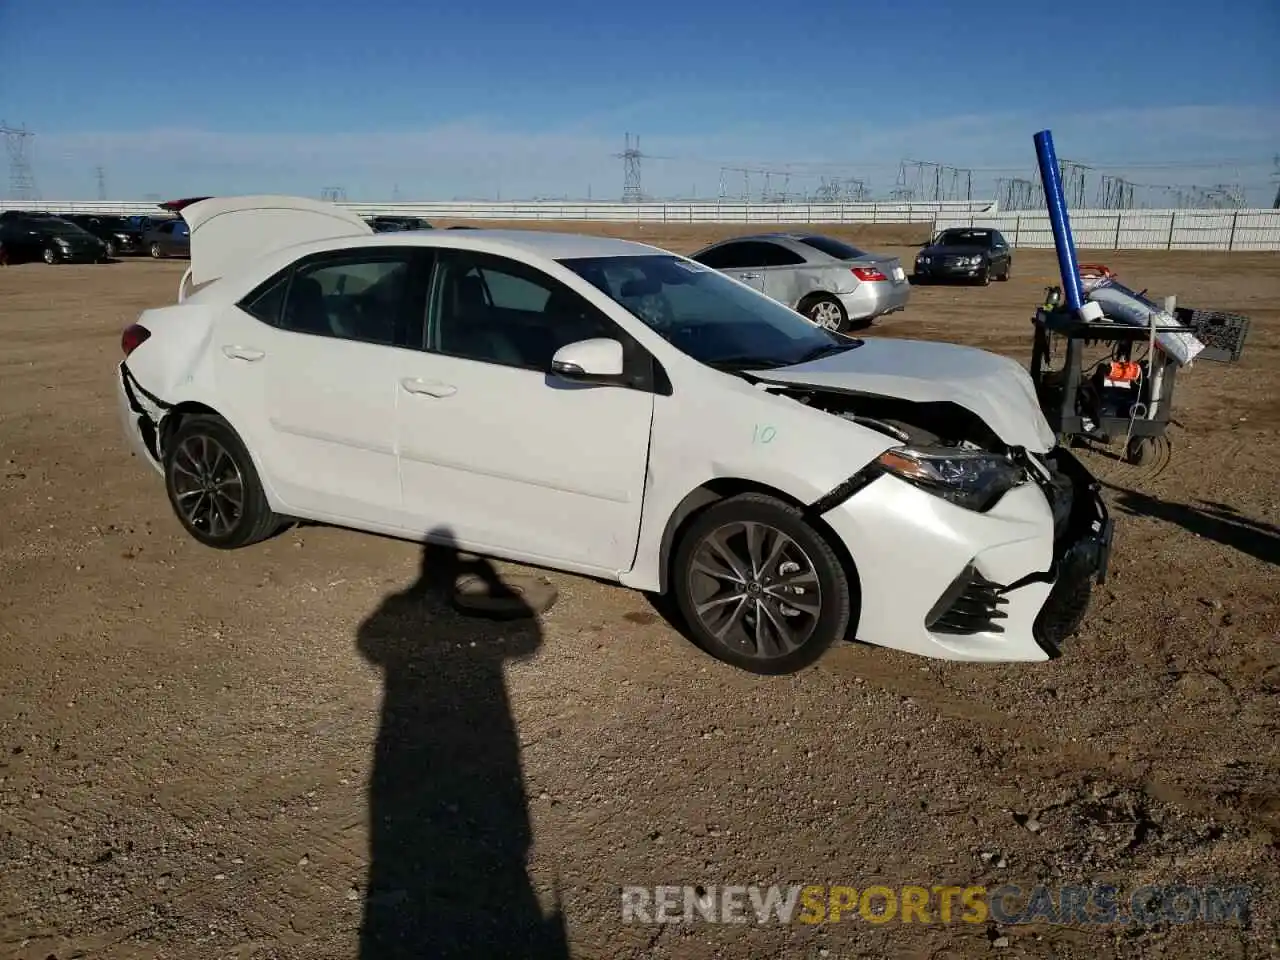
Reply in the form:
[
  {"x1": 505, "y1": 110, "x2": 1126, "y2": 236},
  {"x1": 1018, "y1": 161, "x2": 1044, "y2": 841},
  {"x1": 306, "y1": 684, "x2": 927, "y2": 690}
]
[{"x1": 0, "y1": 223, "x2": 1277, "y2": 960}]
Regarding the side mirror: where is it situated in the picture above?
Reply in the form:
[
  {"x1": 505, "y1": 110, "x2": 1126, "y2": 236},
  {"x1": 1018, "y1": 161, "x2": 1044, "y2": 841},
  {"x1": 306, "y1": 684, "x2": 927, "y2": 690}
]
[{"x1": 550, "y1": 338, "x2": 624, "y2": 380}]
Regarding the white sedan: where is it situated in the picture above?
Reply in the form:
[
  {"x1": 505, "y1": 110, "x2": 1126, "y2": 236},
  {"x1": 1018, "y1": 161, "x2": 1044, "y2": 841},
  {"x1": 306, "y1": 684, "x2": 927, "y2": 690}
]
[{"x1": 116, "y1": 196, "x2": 1111, "y2": 675}]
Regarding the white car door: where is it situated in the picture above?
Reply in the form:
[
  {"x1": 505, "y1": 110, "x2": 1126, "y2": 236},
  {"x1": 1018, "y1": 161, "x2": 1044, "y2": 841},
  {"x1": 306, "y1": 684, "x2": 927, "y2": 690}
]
[
  {"x1": 396, "y1": 249, "x2": 657, "y2": 573},
  {"x1": 213, "y1": 247, "x2": 420, "y2": 526}
]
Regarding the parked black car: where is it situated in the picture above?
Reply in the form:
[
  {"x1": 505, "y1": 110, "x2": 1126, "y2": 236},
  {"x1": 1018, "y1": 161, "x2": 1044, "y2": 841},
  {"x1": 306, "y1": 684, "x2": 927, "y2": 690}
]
[
  {"x1": 58, "y1": 213, "x2": 147, "y2": 257},
  {"x1": 366, "y1": 215, "x2": 432, "y2": 232},
  {"x1": 0, "y1": 213, "x2": 109, "y2": 264},
  {"x1": 913, "y1": 227, "x2": 1012, "y2": 285},
  {"x1": 142, "y1": 218, "x2": 191, "y2": 258}
]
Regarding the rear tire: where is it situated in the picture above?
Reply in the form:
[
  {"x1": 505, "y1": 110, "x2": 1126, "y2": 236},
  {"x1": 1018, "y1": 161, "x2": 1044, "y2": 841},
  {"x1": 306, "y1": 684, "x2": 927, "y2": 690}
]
[
  {"x1": 672, "y1": 493, "x2": 853, "y2": 675},
  {"x1": 163, "y1": 414, "x2": 283, "y2": 549},
  {"x1": 800, "y1": 293, "x2": 848, "y2": 333}
]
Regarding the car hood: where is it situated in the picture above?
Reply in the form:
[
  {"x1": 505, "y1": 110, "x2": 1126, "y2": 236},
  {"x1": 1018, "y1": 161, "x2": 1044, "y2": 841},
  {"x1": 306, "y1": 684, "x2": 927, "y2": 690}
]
[
  {"x1": 921, "y1": 245, "x2": 989, "y2": 257},
  {"x1": 749, "y1": 338, "x2": 1056, "y2": 452}
]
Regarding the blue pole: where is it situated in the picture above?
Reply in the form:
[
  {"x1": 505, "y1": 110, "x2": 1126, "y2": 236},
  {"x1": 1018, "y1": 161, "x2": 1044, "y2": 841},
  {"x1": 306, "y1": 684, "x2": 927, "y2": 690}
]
[{"x1": 1033, "y1": 129, "x2": 1085, "y2": 313}]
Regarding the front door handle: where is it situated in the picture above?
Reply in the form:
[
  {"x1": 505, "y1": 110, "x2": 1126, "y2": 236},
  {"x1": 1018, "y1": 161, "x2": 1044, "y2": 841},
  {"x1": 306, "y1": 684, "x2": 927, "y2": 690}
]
[
  {"x1": 739, "y1": 272, "x2": 762, "y2": 280},
  {"x1": 400, "y1": 377, "x2": 457, "y2": 398},
  {"x1": 222, "y1": 345, "x2": 265, "y2": 361}
]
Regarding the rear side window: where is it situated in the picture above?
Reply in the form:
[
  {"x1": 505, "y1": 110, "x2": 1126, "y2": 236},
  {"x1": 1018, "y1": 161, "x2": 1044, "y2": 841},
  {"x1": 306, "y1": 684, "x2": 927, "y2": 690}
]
[
  {"x1": 241, "y1": 271, "x2": 289, "y2": 325},
  {"x1": 758, "y1": 242, "x2": 805, "y2": 266},
  {"x1": 797, "y1": 235, "x2": 869, "y2": 261}
]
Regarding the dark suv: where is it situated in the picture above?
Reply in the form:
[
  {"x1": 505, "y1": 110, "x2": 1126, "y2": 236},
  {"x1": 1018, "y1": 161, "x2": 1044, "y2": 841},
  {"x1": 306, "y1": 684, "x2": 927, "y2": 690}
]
[
  {"x1": 0, "y1": 213, "x2": 109, "y2": 264},
  {"x1": 913, "y1": 228, "x2": 1012, "y2": 285},
  {"x1": 58, "y1": 213, "x2": 147, "y2": 257}
]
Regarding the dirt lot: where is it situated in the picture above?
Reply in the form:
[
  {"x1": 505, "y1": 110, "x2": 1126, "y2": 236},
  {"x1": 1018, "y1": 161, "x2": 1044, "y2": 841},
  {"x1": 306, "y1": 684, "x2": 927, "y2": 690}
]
[{"x1": 1, "y1": 223, "x2": 1277, "y2": 960}]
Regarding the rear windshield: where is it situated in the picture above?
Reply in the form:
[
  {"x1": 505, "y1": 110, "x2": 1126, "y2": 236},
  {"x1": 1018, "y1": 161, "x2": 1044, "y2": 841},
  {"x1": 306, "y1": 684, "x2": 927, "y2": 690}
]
[{"x1": 796, "y1": 235, "x2": 869, "y2": 260}]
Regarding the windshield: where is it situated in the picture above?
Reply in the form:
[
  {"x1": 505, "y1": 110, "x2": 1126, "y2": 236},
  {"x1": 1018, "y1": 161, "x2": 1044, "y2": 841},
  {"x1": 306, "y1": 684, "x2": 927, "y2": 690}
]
[
  {"x1": 797, "y1": 235, "x2": 870, "y2": 260},
  {"x1": 43, "y1": 219, "x2": 93, "y2": 237},
  {"x1": 559, "y1": 254, "x2": 860, "y2": 370},
  {"x1": 936, "y1": 230, "x2": 991, "y2": 247}
]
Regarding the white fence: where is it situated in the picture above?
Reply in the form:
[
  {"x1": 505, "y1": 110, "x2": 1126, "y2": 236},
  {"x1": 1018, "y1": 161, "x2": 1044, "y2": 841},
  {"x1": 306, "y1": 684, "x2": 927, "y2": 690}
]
[
  {"x1": 4, "y1": 198, "x2": 990, "y2": 224},
  {"x1": 6, "y1": 198, "x2": 1280, "y2": 250},
  {"x1": 934, "y1": 209, "x2": 1280, "y2": 251}
]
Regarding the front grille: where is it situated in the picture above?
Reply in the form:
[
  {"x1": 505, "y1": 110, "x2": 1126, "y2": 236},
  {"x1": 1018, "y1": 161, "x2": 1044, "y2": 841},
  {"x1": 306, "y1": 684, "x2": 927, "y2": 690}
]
[
  {"x1": 926, "y1": 565, "x2": 1009, "y2": 635},
  {"x1": 942, "y1": 256, "x2": 967, "y2": 268}
]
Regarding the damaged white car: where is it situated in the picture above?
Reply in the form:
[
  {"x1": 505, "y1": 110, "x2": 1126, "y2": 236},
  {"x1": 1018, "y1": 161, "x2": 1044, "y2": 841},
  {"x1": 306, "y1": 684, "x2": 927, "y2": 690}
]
[{"x1": 117, "y1": 196, "x2": 1111, "y2": 674}]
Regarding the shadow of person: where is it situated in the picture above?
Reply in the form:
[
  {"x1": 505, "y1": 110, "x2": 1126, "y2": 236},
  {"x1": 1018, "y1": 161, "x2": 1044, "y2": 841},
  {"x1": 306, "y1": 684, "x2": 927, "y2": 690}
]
[{"x1": 356, "y1": 528, "x2": 569, "y2": 959}]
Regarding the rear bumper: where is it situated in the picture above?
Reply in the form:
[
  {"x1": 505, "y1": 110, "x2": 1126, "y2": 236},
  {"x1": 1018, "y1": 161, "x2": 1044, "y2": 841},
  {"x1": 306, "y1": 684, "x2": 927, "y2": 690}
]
[
  {"x1": 117, "y1": 362, "x2": 164, "y2": 474},
  {"x1": 838, "y1": 280, "x2": 911, "y2": 321},
  {"x1": 819, "y1": 447, "x2": 1109, "y2": 662}
]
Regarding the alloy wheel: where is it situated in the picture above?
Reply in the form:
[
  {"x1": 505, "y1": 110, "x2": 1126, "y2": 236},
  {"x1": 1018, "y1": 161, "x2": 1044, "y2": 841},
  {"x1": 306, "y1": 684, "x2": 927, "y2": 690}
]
[
  {"x1": 169, "y1": 434, "x2": 245, "y2": 537},
  {"x1": 808, "y1": 300, "x2": 843, "y2": 330},
  {"x1": 686, "y1": 520, "x2": 823, "y2": 661}
]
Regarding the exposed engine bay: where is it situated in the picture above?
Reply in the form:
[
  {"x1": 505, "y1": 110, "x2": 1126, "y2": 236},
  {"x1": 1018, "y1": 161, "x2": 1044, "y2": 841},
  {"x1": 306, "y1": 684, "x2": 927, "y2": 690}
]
[{"x1": 763, "y1": 384, "x2": 1009, "y2": 453}]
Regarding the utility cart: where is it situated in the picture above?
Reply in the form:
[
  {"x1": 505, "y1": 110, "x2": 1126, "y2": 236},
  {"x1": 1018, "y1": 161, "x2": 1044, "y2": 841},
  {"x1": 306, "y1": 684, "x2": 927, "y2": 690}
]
[{"x1": 1029, "y1": 286, "x2": 1251, "y2": 465}]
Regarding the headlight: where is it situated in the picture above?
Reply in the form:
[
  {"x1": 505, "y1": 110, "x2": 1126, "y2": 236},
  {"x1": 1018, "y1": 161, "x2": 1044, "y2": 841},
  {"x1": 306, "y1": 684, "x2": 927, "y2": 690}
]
[
  {"x1": 875, "y1": 445, "x2": 1026, "y2": 511},
  {"x1": 967, "y1": 255, "x2": 984, "y2": 265},
  {"x1": 917, "y1": 255, "x2": 930, "y2": 264},
  {"x1": 55, "y1": 237, "x2": 71, "y2": 249}
]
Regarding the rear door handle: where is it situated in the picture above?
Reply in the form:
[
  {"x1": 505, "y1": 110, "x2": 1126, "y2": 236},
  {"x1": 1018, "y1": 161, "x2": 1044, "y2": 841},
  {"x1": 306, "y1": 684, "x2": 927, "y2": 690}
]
[
  {"x1": 222, "y1": 345, "x2": 265, "y2": 361},
  {"x1": 400, "y1": 377, "x2": 457, "y2": 398}
]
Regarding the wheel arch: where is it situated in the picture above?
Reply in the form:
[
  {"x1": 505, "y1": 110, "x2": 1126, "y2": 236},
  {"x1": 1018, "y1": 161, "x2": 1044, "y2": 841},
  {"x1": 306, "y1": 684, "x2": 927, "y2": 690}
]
[
  {"x1": 795, "y1": 289, "x2": 836, "y2": 312},
  {"x1": 155, "y1": 400, "x2": 287, "y2": 513},
  {"x1": 655, "y1": 477, "x2": 862, "y2": 625}
]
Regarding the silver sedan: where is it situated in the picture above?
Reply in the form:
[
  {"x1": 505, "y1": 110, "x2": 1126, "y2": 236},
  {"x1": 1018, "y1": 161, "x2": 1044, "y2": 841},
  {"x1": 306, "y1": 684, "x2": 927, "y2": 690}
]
[{"x1": 689, "y1": 233, "x2": 910, "y2": 331}]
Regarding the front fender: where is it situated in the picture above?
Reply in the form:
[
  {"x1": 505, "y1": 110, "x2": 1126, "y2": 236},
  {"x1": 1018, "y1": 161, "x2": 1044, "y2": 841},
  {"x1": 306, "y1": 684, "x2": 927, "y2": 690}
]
[{"x1": 620, "y1": 378, "x2": 896, "y2": 592}]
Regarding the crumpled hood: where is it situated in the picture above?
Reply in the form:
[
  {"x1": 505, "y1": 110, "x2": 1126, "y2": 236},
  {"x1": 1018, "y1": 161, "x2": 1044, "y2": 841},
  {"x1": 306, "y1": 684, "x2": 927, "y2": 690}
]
[{"x1": 750, "y1": 337, "x2": 1057, "y2": 452}]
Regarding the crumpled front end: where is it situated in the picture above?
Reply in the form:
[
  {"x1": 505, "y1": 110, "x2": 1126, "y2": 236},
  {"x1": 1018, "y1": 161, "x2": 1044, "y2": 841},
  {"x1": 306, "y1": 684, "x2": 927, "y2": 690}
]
[{"x1": 816, "y1": 440, "x2": 1110, "y2": 662}]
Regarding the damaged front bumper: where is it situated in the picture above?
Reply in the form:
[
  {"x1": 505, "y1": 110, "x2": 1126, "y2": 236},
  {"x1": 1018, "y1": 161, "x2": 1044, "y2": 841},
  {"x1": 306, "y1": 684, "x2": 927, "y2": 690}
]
[{"x1": 816, "y1": 445, "x2": 1111, "y2": 662}]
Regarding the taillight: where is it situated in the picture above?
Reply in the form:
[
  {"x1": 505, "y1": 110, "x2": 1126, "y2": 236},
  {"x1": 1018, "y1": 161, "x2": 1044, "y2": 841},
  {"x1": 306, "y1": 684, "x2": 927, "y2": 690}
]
[
  {"x1": 851, "y1": 266, "x2": 888, "y2": 281},
  {"x1": 122, "y1": 323, "x2": 151, "y2": 357}
]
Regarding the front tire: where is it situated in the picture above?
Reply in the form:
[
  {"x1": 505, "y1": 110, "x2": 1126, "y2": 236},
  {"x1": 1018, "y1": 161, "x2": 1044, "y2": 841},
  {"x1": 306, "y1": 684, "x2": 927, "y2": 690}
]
[
  {"x1": 998, "y1": 261, "x2": 1011, "y2": 281},
  {"x1": 672, "y1": 493, "x2": 853, "y2": 675},
  {"x1": 150, "y1": 242, "x2": 163, "y2": 259},
  {"x1": 801, "y1": 293, "x2": 848, "y2": 333},
  {"x1": 105, "y1": 240, "x2": 117, "y2": 258},
  {"x1": 42, "y1": 245, "x2": 58, "y2": 265},
  {"x1": 163, "y1": 414, "x2": 283, "y2": 549}
]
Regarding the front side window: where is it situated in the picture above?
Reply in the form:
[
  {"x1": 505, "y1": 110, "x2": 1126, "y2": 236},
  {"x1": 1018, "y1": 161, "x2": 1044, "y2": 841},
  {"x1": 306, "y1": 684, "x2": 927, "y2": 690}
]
[
  {"x1": 428, "y1": 251, "x2": 616, "y2": 370},
  {"x1": 561, "y1": 254, "x2": 859, "y2": 371}
]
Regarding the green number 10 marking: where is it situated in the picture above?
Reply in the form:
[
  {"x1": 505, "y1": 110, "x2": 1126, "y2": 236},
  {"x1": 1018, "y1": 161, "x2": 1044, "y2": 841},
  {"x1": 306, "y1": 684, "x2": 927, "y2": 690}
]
[{"x1": 753, "y1": 425, "x2": 776, "y2": 444}]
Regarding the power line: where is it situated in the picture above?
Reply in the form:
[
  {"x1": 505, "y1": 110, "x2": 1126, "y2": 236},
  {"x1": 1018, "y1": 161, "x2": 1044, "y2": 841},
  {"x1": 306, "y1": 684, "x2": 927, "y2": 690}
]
[{"x1": 95, "y1": 165, "x2": 107, "y2": 202}]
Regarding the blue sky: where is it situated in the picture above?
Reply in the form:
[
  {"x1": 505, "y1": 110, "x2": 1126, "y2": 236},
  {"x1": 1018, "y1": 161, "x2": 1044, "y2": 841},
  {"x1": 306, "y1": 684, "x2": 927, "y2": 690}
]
[{"x1": 2, "y1": 0, "x2": 1277, "y2": 204}]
